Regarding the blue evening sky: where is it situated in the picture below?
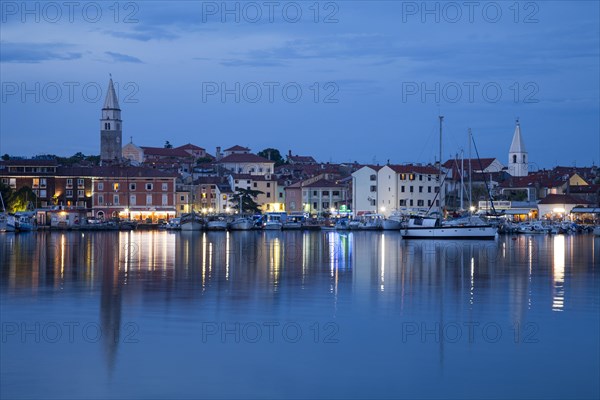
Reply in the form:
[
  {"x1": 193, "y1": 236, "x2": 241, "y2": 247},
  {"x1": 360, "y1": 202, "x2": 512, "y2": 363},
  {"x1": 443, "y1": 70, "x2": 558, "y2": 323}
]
[{"x1": 1, "y1": 1, "x2": 598, "y2": 168}]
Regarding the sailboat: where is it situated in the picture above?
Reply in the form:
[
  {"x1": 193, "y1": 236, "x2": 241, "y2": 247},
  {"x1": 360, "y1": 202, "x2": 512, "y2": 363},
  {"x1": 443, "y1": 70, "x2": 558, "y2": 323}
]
[
  {"x1": 0, "y1": 193, "x2": 15, "y2": 232},
  {"x1": 228, "y1": 193, "x2": 254, "y2": 230},
  {"x1": 400, "y1": 117, "x2": 497, "y2": 240},
  {"x1": 180, "y1": 181, "x2": 203, "y2": 231}
]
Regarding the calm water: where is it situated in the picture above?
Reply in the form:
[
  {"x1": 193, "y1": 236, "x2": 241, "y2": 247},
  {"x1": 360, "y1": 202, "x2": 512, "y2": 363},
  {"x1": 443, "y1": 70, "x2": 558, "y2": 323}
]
[{"x1": 1, "y1": 231, "x2": 599, "y2": 399}]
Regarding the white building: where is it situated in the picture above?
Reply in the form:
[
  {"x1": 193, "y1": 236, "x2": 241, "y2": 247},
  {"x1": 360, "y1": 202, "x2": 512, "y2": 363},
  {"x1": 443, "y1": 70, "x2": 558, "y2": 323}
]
[
  {"x1": 352, "y1": 164, "x2": 445, "y2": 217},
  {"x1": 508, "y1": 120, "x2": 528, "y2": 177}
]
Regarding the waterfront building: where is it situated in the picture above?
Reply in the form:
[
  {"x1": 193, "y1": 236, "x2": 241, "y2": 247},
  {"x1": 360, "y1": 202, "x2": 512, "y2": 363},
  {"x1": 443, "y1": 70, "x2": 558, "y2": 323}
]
[
  {"x1": 228, "y1": 173, "x2": 282, "y2": 212},
  {"x1": 217, "y1": 146, "x2": 275, "y2": 176},
  {"x1": 352, "y1": 164, "x2": 444, "y2": 216}
]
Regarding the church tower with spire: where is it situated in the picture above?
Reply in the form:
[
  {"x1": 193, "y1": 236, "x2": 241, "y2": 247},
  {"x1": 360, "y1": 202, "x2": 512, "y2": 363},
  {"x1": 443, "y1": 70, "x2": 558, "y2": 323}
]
[
  {"x1": 508, "y1": 119, "x2": 528, "y2": 177},
  {"x1": 100, "y1": 76, "x2": 123, "y2": 164}
]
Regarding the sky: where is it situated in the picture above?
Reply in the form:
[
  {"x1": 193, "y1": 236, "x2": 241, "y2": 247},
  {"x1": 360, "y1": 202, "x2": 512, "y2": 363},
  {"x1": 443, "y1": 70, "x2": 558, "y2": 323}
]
[{"x1": 1, "y1": 0, "x2": 599, "y2": 168}]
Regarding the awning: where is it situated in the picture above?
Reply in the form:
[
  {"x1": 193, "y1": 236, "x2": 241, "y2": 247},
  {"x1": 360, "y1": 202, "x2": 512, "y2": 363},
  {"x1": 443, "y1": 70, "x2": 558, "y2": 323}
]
[
  {"x1": 503, "y1": 208, "x2": 536, "y2": 215},
  {"x1": 570, "y1": 207, "x2": 600, "y2": 214}
]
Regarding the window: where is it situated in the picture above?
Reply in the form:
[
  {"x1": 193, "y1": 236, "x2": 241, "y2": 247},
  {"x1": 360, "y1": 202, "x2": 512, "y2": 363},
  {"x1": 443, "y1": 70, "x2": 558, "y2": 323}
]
[
  {"x1": 253, "y1": 182, "x2": 257, "y2": 188},
  {"x1": 98, "y1": 195, "x2": 104, "y2": 204},
  {"x1": 313, "y1": 191, "x2": 317, "y2": 196},
  {"x1": 130, "y1": 183, "x2": 136, "y2": 191},
  {"x1": 417, "y1": 200, "x2": 424, "y2": 207},
  {"x1": 66, "y1": 190, "x2": 73, "y2": 198},
  {"x1": 428, "y1": 200, "x2": 432, "y2": 206},
  {"x1": 409, "y1": 199, "x2": 413, "y2": 206},
  {"x1": 513, "y1": 155, "x2": 517, "y2": 163},
  {"x1": 66, "y1": 178, "x2": 73, "y2": 188},
  {"x1": 162, "y1": 183, "x2": 168, "y2": 191},
  {"x1": 1, "y1": 178, "x2": 7, "y2": 185},
  {"x1": 98, "y1": 182, "x2": 104, "y2": 190},
  {"x1": 435, "y1": 187, "x2": 439, "y2": 193},
  {"x1": 33, "y1": 178, "x2": 39, "y2": 188},
  {"x1": 400, "y1": 174, "x2": 406, "y2": 180},
  {"x1": 77, "y1": 179, "x2": 84, "y2": 188},
  {"x1": 40, "y1": 178, "x2": 46, "y2": 188},
  {"x1": 399, "y1": 199, "x2": 406, "y2": 206},
  {"x1": 162, "y1": 194, "x2": 168, "y2": 206},
  {"x1": 428, "y1": 186, "x2": 432, "y2": 193},
  {"x1": 130, "y1": 195, "x2": 136, "y2": 206},
  {"x1": 180, "y1": 195, "x2": 185, "y2": 201},
  {"x1": 323, "y1": 202, "x2": 329, "y2": 208},
  {"x1": 523, "y1": 155, "x2": 526, "y2": 163},
  {"x1": 313, "y1": 202, "x2": 318, "y2": 209},
  {"x1": 419, "y1": 175, "x2": 423, "y2": 181},
  {"x1": 410, "y1": 186, "x2": 414, "y2": 193},
  {"x1": 266, "y1": 192, "x2": 271, "y2": 198},
  {"x1": 369, "y1": 199, "x2": 376, "y2": 206},
  {"x1": 370, "y1": 174, "x2": 376, "y2": 181},
  {"x1": 436, "y1": 200, "x2": 440, "y2": 207},
  {"x1": 266, "y1": 182, "x2": 271, "y2": 188},
  {"x1": 180, "y1": 205, "x2": 184, "y2": 211},
  {"x1": 428, "y1": 175, "x2": 431, "y2": 181},
  {"x1": 401, "y1": 186, "x2": 405, "y2": 193},
  {"x1": 323, "y1": 191, "x2": 329, "y2": 196},
  {"x1": 279, "y1": 192, "x2": 283, "y2": 198},
  {"x1": 113, "y1": 195, "x2": 119, "y2": 205},
  {"x1": 235, "y1": 180, "x2": 239, "y2": 184},
  {"x1": 9, "y1": 178, "x2": 15, "y2": 188},
  {"x1": 419, "y1": 186, "x2": 423, "y2": 193},
  {"x1": 333, "y1": 191, "x2": 340, "y2": 196},
  {"x1": 39, "y1": 190, "x2": 47, "y2": 198},
  {"x1": 246, "y1": 180, "x2": 250, "y2": 184},
  {"x1": 409, "y1": 174, "x2": 415, "y2": 181},
  {"x1": 370, "y1": 185, "x2": 376, "y2": 192},
  {"x1": 146, "y1": 195, "x2": 152, "y2": 205},
  {"x1": 259, "y1": 168, "x2": 263, "y2": 173},
  {"x1": 113, "y1": 183, "x2": 119, "y2": 191},
  {"x1": 77, "y1": 190, "x2": 84, "y2": 197},
  {"x1": 146, "y1": 183, "x2": 153, "y2": 191}
]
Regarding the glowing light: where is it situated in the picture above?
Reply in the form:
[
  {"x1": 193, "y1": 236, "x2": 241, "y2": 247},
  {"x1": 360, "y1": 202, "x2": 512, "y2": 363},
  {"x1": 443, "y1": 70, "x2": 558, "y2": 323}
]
[
  {"x1": 469, "y1": 206, "x2": 476, "y2": 212},
  {"x1": 380, "y1": 206, "x2": 386, "y2": 212},
  {"x1": 552, "y1": 235, "x2": 565, "y2": 312},
  {"x1": 553, "y1": 207, "x2": 565, "y2": 214}
]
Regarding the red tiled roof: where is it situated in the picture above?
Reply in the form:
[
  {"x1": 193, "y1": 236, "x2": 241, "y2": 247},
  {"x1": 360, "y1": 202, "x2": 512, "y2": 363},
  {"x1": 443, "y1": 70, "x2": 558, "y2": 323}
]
[
  {"x1": 224, "y1": 145, "x2": 250, "y2": 152},
  {"x1": 442, "y1": 158, "x2": 497, "y2": 170},
  {"x1": 1, "y1": 159, "x2": 58, "y2": 166},
  {"x1": 176, "y1": 143, "x2": 205, "y2": 151},
  {"x1": 538, "y1": 194, "x2": 591, "y2": 205},
  {"x1": 141, "y1": 147, "x2": 191, "y2": 157},
  {"x1": 54, "y1": 166, "x2": 178, "y2": 178},
  {"x1": 302, "y1": 178, "x2": 346, "y2": 188},
  {"x1": 218, "y1": 153, "x2": 273, "y2": 163},
  {"x1": 230, "y1": 173, "x2": 276, "y2": 181},
  {"x1": 288, "y1": 155, "x2": 316, "y2": 163}
]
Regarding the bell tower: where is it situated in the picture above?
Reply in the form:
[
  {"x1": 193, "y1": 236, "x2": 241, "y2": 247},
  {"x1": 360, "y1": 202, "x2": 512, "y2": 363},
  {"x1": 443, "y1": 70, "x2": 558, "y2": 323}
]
[
  {"x1": 100, "y1": 75, "x2": 122, "y2": 164},
  {"x1": 508, "y1": 119, "x2": 528, "y2": 177}
]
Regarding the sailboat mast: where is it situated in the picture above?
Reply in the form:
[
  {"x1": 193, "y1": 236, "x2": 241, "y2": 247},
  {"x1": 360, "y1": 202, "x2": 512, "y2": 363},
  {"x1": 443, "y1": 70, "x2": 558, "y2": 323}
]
[
  {"x1": 468, "y1": 128, "x2": 472, "y2": 210},
  {"x1": 460, "y1": 150, "x2": 464, "y2": 210},
  {"x1": 439, "y1": 116, "x2": 444, "y2": 218}
]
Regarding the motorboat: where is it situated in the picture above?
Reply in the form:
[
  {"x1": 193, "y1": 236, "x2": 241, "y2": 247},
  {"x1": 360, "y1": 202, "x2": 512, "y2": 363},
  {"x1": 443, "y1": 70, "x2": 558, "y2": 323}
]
[
  {"x1": 14, "y1": 212, "x2": 37, "y2": 232},
  {"x1": 382, "y1": 212, "x2": 403, "y2": 230},
  {"x1": 401, "y1": 214, "x2": 497, "y2": 239},
  {"x1": 263, "y1": 213, "x2": 283, "y2": 230},
  {"x1": 282, "y1": 214, "x2": 304, "y2": 230},
  {"x1": 0, "y1": 213, "x2": 16, "y2": 232},
  {"x1": 165, "y1": 218, "x2": 181, "y2": 230},
  {"x1": 357, "y1": 214, "x2": 384, "y2": 230}
]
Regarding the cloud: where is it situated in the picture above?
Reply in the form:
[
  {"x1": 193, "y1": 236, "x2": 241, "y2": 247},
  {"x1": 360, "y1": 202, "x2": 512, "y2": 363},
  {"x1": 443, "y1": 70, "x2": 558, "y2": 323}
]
[
  {"x1": 0, "y1": 42, "x2": 82, "y2": 64},
  {"x1": 105, "y1": 51, "x2": 143, "y2": 63},
  {"x1": 104, "y1": 26, "x2": 179, "y2": 42}
]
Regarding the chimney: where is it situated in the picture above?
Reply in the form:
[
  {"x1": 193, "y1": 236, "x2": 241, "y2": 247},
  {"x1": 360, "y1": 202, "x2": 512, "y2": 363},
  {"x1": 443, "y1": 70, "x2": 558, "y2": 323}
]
[{"x1": 288, "y1": 150, "x2": 292, "y2": 157}]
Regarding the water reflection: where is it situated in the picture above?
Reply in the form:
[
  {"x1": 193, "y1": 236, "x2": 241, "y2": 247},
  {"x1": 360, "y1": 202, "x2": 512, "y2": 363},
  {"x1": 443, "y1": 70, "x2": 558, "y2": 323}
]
[
  {"x1": 553, "y1": 235, "x2": 565, "y2": 312},
  {"x1": 1, "y1": 231, "x2": 598, "y2": 393}
]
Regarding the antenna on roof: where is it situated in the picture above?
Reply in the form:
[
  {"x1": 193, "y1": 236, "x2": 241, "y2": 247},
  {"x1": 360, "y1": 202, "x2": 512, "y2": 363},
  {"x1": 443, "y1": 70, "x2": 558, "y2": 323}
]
[{"x1": 109, "y1": 73, "x2": 112, "y2": 79}]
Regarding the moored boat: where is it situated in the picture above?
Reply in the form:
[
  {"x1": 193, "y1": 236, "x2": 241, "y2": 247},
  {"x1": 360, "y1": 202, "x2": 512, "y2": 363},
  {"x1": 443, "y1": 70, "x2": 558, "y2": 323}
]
[{"x1": 180, "y1": 212, "x2": 203, "y2": 231}]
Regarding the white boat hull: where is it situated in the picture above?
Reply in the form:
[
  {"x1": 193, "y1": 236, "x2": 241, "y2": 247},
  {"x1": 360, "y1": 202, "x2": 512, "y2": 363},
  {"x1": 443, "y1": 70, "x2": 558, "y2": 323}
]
[
  {"x1": 229, "y1": 219, "x2": 254, "y2": 230},
  {"x1": 401, "y1": 225, "x2": 497, "y2": 239},
  {"x1": 180, "y1": 221, "x2": 203, "y2": 231},
  {"x1": 263, "y1": 222, "x2": 282, "y2": 230},
  {"x1": 382, "y1": 219, "x2": 402, "y2": 230}
]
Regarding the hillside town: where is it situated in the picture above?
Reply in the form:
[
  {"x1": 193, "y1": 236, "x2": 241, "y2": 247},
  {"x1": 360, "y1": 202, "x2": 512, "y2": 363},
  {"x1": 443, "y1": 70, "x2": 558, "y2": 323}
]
[{"x1": 1, "y1": 78, "x2": 599, "y2": 230}]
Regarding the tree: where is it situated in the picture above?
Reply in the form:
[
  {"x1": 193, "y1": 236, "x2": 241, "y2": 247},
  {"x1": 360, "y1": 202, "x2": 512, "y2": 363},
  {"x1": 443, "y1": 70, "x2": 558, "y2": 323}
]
[
  {"x1": 164, "y1": 141, "x2": 173, "y2": 149},
  {"x1": 232, "y1": 188, "x2": 263, "y2": 213},
  {"x1": 257, "y1": 148, "x2": 285, "y2": 166},
  {"x1": 1, "y1": 154, "x2": 9, "y2": 161},
  {"x1": 7, "y1": 186, "x2": 37, "y2": 213}
]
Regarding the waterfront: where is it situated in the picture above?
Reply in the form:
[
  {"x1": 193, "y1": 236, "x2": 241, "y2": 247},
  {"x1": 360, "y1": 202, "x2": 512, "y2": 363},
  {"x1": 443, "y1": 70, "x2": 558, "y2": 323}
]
[{"x1": 1, "y1": 231, "x2": 599, "y2": 399}]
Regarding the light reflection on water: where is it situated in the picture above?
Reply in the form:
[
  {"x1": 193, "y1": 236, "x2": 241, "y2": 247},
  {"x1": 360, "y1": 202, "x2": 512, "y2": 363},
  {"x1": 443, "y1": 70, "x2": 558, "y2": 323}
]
[{"x1": 1, "y1": 231, "x2": 599, "y2": 399}]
